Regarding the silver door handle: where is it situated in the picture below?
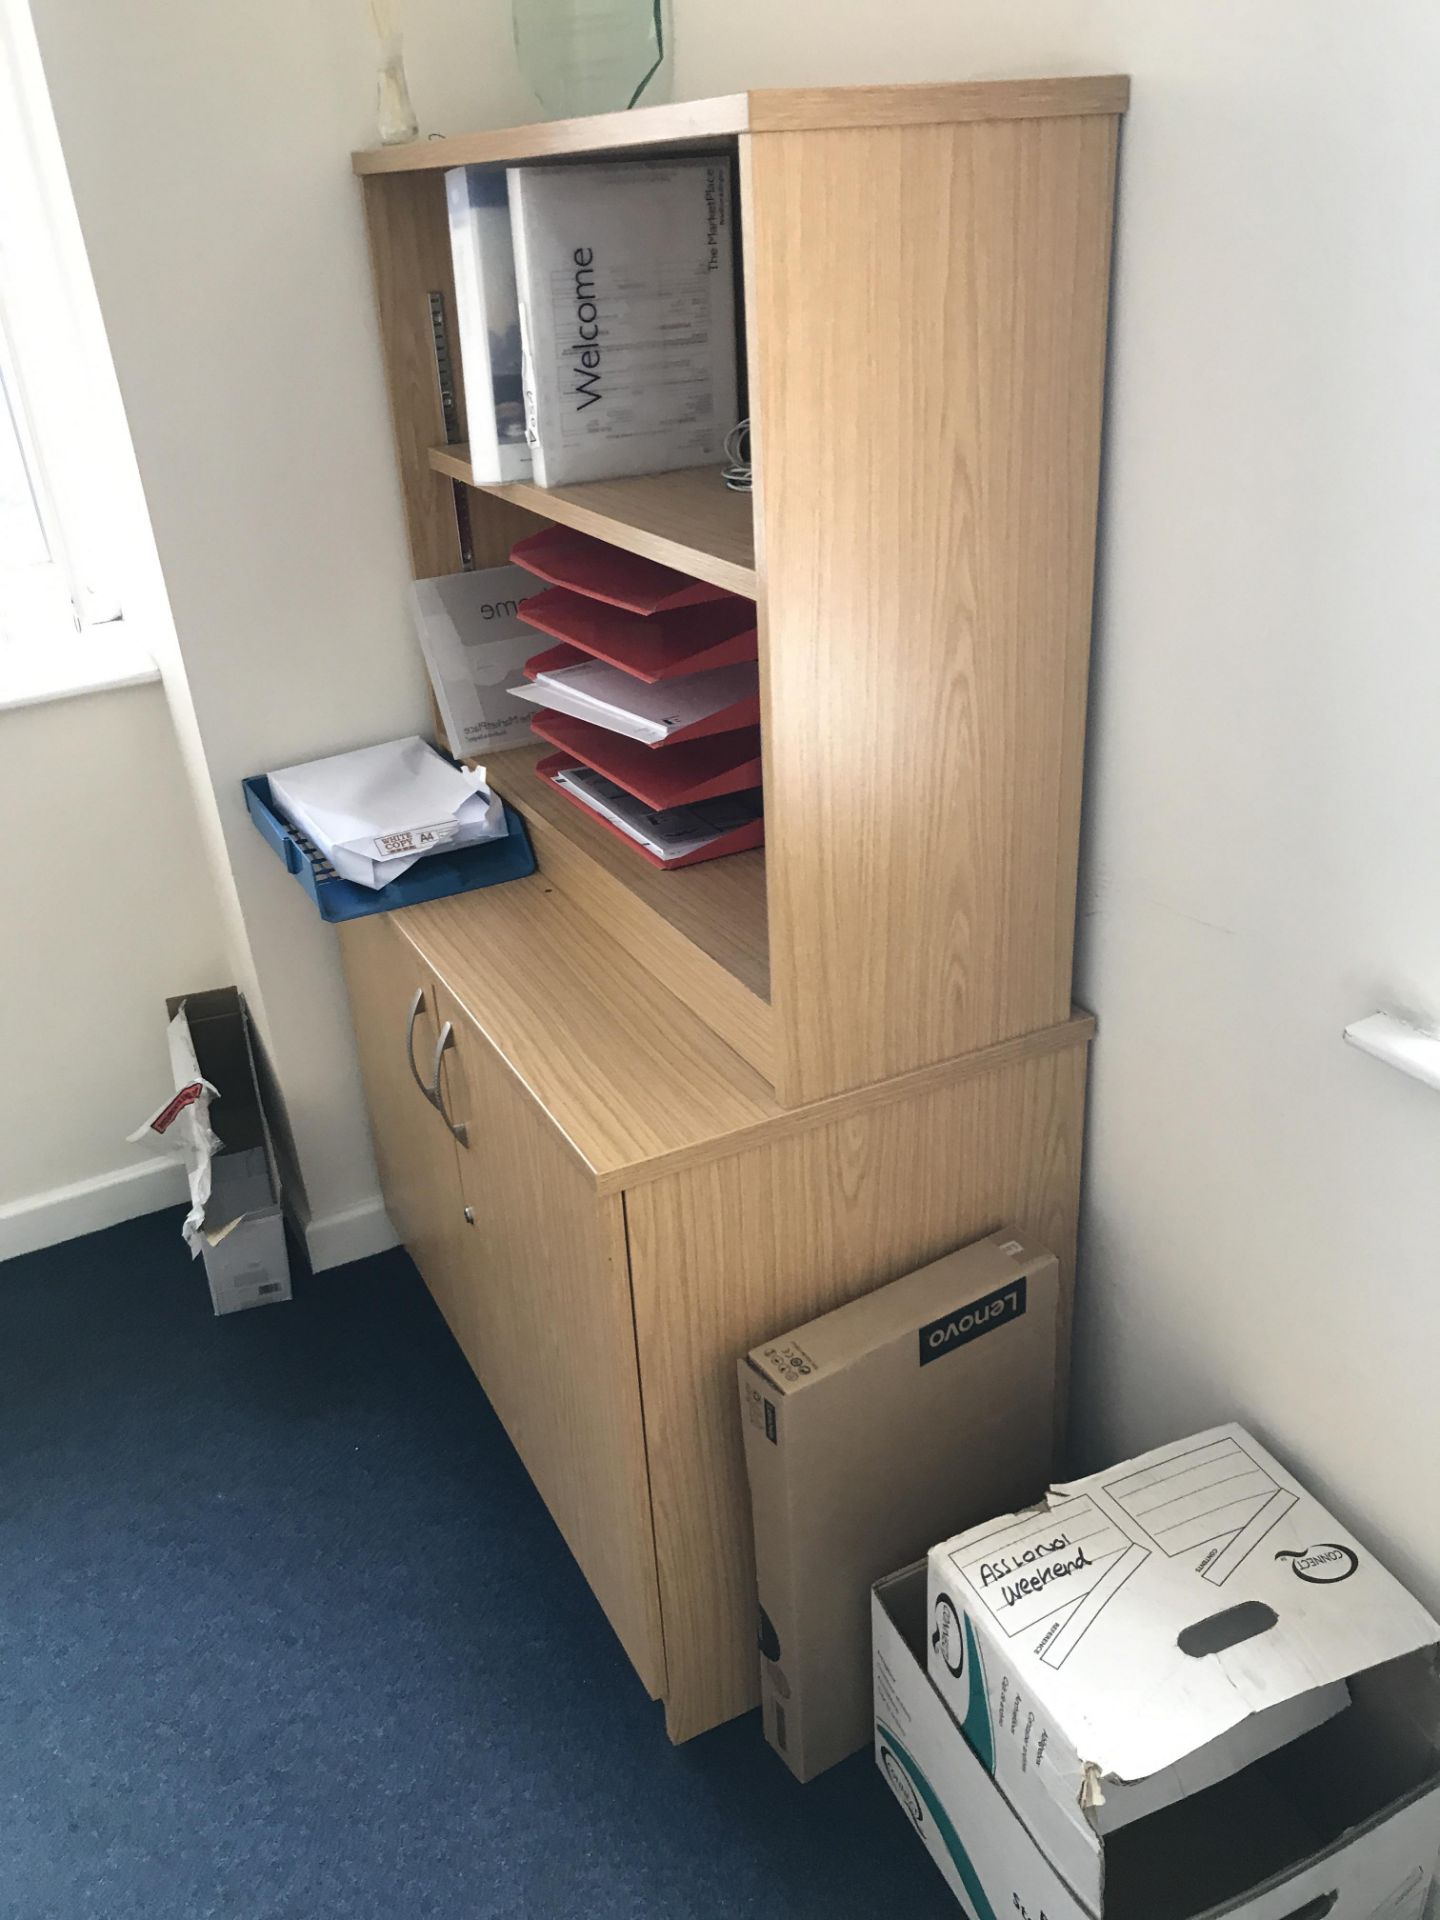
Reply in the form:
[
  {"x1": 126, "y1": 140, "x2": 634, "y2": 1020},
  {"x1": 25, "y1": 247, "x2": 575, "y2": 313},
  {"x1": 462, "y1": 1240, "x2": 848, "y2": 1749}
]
[
  {"x1": 404, "y1": 988, "x2": 429, "y2": 1098},
  {"x1": 403, "y1": 990, "x2": 468, "y2": 1144},
  {"x1": 428, "y1": 1021, "x2": 469, "y2": 1146}
]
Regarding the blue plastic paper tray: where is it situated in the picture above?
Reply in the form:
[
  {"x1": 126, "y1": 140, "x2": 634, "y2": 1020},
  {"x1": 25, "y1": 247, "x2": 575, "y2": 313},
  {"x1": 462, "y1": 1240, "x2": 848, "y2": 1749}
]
[{"x1": 243, "y1": 774, "x2": 535, "y2": 923}]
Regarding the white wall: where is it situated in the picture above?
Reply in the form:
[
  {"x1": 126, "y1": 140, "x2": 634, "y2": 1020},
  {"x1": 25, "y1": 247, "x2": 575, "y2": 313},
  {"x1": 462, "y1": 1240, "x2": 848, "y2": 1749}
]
[
  {"x1": 26, "y1": 0, "x2": 535, "y2": 1259},
  {"x1": 670, "y1": 0, "x2": 1440, "y2": 1609},
  {"x1": 0, "y1": 682, "x2": 230, "y2": 1253}
]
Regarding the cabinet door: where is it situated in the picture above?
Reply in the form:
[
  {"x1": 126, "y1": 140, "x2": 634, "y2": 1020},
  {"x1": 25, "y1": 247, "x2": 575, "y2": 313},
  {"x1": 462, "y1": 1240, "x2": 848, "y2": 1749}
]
[
  {"x1": 338, "y1": 916, "x2": 473, "y2": 1348},
  {"x1": 435, "y1": 981, "x2": 666, "y2": 1700}
]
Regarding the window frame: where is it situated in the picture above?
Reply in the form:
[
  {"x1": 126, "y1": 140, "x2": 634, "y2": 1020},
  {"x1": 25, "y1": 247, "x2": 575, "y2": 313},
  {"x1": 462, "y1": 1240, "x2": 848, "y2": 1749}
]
[{"x1": 0, "y1": 0, "x2": 126, "y2": 655}]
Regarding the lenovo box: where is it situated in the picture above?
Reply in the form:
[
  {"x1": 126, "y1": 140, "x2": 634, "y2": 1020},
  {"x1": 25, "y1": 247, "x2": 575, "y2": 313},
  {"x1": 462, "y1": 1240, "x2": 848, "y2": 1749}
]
[
  {"x1": 925, "y1": 1424, "x2": 1440, "y2": 1907},
  {"x1": 737, "y1": 1228, "x2": 1062, "y2": 1781},
  {"x1": 876, "y1": 1561, "x2": 1440, "y2": 1920}
]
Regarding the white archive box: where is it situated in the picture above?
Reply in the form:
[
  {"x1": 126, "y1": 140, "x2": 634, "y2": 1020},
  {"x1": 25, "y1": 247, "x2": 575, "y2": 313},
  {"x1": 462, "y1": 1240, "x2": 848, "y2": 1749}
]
[
  {"x1": 875, "y1": 1562, "x2": 1440, "y2": 1920},
  {"x1": 924, "y1": 1424, "x2": 1440, "y2": 1909}
]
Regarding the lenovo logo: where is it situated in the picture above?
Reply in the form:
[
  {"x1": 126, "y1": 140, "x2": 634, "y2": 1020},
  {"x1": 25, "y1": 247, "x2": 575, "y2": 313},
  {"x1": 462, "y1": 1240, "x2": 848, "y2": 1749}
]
[{"x1": 918, "y1": 1277, "x2": 1027, "y2": 1366}]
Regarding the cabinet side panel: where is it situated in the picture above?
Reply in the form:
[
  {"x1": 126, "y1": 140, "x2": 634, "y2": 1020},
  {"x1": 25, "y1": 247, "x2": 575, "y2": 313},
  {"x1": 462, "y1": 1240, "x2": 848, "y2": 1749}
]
[
  {"x1": 745, "y1": 116, "x2": 1118, "y2": 1102},
  {"x1": 626, "y1": 1041, "x2": 1088, "y2": 1742},
  {"x1": 361, "y1": 172, "x2": 466, "y2": 582}
]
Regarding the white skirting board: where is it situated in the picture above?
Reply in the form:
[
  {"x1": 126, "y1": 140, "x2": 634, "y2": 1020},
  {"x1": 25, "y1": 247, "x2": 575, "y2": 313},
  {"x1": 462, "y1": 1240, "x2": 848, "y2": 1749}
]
[
  {"x1": 302, "y1": 1194, "x2": 399, "y2": 1272},
  {"x1": 0, "y1": 1156, "x2": 188, "y2": 1263},
  {"x1": 0, "y1": 1157, "x2": 399, "y2": 1275}
]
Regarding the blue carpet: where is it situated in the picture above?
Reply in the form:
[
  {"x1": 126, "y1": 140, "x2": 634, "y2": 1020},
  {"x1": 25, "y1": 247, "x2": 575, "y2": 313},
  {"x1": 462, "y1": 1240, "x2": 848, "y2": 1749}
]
[{"x1": 0, "y1": 1210, "x2": 953, "y2": 1919}]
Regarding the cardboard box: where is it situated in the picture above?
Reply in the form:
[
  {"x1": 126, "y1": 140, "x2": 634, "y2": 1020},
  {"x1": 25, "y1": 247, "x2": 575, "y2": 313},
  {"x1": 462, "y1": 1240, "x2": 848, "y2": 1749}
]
[
  {"x1": 738, "y1": 1228, "x2": 1062, "y2": 1781},
  {"x1": 926, "y1": 1424, "x2": 1440, "y2": 1904},
  {"x1": 876, "y1": 1562, "x2": 1440, "y2": 1920},
  {"x1": 166, "y1": 990, "x2": 292, "y2": 1316}
]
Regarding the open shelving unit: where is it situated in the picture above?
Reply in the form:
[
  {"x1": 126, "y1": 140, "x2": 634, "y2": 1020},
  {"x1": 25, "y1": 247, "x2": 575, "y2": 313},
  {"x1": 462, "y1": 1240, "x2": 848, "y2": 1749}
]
[{"x1": 355, "y1": 77, "x2": 1126, "y2": 1106}]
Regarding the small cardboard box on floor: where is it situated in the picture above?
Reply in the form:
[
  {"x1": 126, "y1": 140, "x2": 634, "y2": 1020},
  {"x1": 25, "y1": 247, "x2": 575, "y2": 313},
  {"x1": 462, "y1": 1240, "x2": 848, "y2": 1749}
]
[
  {"x1": 151, "y1": 990, "x2": 292, "y2": 1315},
  {"x1": 737, "y1": 1228, "x2": 1063, "y2": 1782},
  {"x1": 872, "y1": 1427, "x2": 1440, "y2": 1920}
]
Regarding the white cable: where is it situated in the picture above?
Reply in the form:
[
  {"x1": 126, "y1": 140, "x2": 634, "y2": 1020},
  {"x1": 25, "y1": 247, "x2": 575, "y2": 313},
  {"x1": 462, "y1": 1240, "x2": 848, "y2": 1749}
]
[{"x1": 722, "y1": 416, "x2": 752, "y2": 492}]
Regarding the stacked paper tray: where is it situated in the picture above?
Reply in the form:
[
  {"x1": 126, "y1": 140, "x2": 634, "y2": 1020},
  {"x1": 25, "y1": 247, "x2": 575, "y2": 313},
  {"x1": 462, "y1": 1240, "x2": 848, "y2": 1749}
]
[
  {"x1": 537, "y1": 754, "x2": 765, "y2": 871},
  {"x1": 517, "y1": 585, "x2": 758, "y2": 682},
  {"x1": 243, "y1": 777, "x2": 535, "y2": 922},
  {"x1": 512, "y1": 527, "x2": 764, "y2": 870},
  {"x1": 530, "y1": 712, "x2": 762, "y2": 807},
  {"x1": 518, "y1": 642, "x2": 762, "y2": 745},
  {"x1": 511, "y1": 526, "x2": 731, "y2": 614}
]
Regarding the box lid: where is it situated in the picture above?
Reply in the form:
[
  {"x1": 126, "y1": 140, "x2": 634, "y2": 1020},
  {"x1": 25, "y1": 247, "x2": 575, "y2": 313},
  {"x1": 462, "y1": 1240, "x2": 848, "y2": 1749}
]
[{"x1": 932, "y1": 1424, "x2": 1440, "y2": 1793}]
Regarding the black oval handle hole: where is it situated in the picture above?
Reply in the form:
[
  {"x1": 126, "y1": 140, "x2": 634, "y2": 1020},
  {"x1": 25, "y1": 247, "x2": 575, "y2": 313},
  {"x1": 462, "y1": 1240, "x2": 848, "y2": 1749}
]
[
  {"x1": 757, "y1": 1606, "x2": 781, "y2": 1663},
  {"x1": 1276, "y1": 1894, "x2": 1337, "y2": 1920},
  {"x1": 1177, "y1": 1600, "x2": 1279, "y2": 1657}
]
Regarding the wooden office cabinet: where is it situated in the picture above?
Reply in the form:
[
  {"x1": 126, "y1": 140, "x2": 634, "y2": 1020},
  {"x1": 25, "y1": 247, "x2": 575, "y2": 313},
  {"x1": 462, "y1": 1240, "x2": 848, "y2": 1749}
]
[
  {"x1": 340, "y1": 894, "x2": 1091, "y2": 1741},
  {"x1": 343, "y1": 78, "x2": 1126, "y2": 1742}
]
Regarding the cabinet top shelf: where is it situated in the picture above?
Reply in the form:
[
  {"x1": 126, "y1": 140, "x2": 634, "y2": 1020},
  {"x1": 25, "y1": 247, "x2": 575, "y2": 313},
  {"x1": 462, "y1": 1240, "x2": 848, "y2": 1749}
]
[
  {"x1": 352, "y1": 76, "x2": 1130, "y2": 175},
  {"x1": 430, "y1": 448, "x2": 756, "y2": 597}
]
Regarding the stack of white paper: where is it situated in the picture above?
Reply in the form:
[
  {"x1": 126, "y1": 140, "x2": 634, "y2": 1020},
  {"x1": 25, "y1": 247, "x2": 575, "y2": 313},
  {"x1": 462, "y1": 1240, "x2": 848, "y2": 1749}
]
[
  {"x1": 267, "y1": 737, "x2": 504, "y2": 890},
  {"x1": 509, "y1": 657, "x2": 757, "y2": 745},
  {"x1": 409, "y1": 564, "x2": 540, "y2": 758},
  {"x1": 552, "y1": 765, "x2": 761, "y2": 862},
  {"x1": 508, "y1": 157, "x2": 738, "y2": 487}
]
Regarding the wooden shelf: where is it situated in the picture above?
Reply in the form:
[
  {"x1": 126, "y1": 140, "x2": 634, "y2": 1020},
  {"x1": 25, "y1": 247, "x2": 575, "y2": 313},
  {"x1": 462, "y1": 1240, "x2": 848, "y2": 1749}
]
[
  {"x1": 352, "y1": 79, "x2": 1130, "y2": 175},
  {"x1": 485, "y1": 743, "x2": 773, "y2": 1079},
  {"x1": 429, "y1": 447, "x2": 756, "y2": 597}
]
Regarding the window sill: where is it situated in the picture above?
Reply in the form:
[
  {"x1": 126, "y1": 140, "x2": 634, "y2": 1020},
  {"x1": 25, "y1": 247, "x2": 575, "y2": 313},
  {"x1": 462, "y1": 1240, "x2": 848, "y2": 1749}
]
[{"x1": 0, "y1": 626, "x2": 161, "y2": 714}]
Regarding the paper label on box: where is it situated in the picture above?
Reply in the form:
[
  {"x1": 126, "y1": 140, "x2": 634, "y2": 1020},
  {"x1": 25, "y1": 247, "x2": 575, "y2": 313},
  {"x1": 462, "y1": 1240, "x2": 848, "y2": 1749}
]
[
  {"x1": 957, "y1": 1494, "x2": 1144, "y2": 1660},
  {"x1": 1101, "y1": 1430, "x2": 1297, "y2": 1583},
  {"x1": 365, "y1": 821, "x2": 460, "y2": 859}
]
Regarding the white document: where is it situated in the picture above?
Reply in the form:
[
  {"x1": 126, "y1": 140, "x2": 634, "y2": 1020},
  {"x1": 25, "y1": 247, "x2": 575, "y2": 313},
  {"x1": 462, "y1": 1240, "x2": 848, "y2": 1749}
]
[
  {"x1": 267, "y1": 736, "x2": 503, "y2": 889},
  {"x1": 510, "y1": 657, "x2": 757, "y2": 745},
  {"x1": 445, "y1": 167, "x2": 531, "y2": 484},
  {"x1": 126, "y1": 1004, "x2": 223, "y2": 1257},
  {"x1": 553, "y1": 765, "x2": 760, "y2": 861},
  {"x1": 508, "y1": 157, "x2": 738, "y2": 486},
  {"x1": 409, "y1": 565, "x2": 542, "y2": 757}
]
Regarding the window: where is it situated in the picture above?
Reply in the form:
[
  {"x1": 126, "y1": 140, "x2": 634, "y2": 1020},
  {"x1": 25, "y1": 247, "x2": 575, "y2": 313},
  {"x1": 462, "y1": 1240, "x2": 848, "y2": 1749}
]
[
  {"x1": 0, "y1": 0, "x2": 126, "y2": 660},
  {"x1": 0, "y1": 321, "x2": 83, "y2": 646}
]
